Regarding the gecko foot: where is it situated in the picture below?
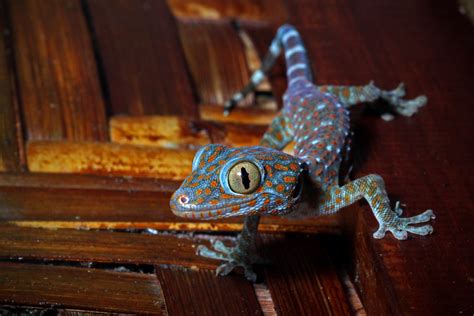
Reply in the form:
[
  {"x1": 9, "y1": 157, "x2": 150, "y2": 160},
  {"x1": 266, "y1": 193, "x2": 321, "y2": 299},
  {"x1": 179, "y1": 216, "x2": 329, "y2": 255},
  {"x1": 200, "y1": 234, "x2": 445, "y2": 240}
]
[
  {"x1": 197, "y1": 240, "x2": 268, "y2": 282},
  {"x1": 380, "y1": 82, "x2": 427, "y2": 117},
  {"x1": 373, "y1": 209, "x2": 436, "y2": 240}
]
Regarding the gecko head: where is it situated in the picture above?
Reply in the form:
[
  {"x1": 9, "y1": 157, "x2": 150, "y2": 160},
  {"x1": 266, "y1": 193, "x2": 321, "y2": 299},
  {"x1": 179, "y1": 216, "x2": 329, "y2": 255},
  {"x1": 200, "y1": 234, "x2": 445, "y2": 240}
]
[{"x1": 170, "y1": 144, "x2": 305, "y2": 220}]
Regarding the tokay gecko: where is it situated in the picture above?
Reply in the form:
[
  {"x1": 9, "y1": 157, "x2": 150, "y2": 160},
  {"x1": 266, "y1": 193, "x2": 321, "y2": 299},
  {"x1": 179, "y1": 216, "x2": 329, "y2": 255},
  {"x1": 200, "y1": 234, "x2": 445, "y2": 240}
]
[{"x1": 170, "y1": 25, "x2": 435, "y2": 281}]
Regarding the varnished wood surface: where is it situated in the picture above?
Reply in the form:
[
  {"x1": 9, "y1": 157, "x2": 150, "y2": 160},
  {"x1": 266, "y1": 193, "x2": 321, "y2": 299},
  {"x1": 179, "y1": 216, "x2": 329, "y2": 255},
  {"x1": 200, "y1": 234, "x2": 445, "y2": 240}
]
[
  {"x1": 87, "y1": 0, "x2": 197, "y2": 117},
  {"x1": 0, "y1": 262, "x2": 166, "y2": 314},
  {"x1": 0, "y1": 0, "x2": 472, "y2": 314},
  {"x1": 156, "y1": 266, "x2": 262, "y2": 315},
  {"x1": 178, "y1": 19, "x2": 253, "y2": 107},
  {"x1": 9, "y1": 0, "x2": 108, "y2": 141}
]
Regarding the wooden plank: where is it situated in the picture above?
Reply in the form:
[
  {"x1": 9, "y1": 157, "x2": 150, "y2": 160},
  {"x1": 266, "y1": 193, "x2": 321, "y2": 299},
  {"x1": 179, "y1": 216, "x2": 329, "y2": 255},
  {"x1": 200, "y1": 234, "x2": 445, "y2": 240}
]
[
  {"x1": 0, "y1": 306, "x2": 115, "y2": 315},
  {"x1": 0, "y1": 0, "x2": 24, "y2": 171},
  {"x1": 110, "y1": 115, "x2": 211, "y2": 149},
  {"x1": 0, "y1": 262, "x2": 166, "y2": 314},
  {"x1": 0, "y1": 224, "x2": 218, "y2": 269},
  {"x1": 167, "y1": 0, "x2": 287, "y2": 22},
  {"x1": 178, "y1": 19, "x2": 252, "y2": 107},
  {"x1": 0, "y1": 173, "x2": 341, "y2": 233},
  {"x1": 9, "y1": 0, "x2": 107, "y2": 141},
  {"x1": 156, "y1": 265, "x2": 262, "y2": 315},
  {"x1": 262, "y1": 234, "x2": 352, "y2": 315},
  {"x1": 110, "y1": 115, "x2": 267, "y2": 148},
  {"x1": 199, "y1": 104, "x2": 276, "y2": 125},
  {"x1": 27, "y1": 141, "x2": 196, "y2": 180},
  {"x1": 86, "y1": 0, "x2": 197, "y2": 117}
]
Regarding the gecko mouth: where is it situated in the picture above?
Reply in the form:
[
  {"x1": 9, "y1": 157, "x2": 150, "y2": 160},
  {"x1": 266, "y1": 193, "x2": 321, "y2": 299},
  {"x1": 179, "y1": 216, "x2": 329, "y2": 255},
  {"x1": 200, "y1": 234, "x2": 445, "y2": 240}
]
[{"x1": 171, "y1": 196, "x2": 256, "y2": 219}]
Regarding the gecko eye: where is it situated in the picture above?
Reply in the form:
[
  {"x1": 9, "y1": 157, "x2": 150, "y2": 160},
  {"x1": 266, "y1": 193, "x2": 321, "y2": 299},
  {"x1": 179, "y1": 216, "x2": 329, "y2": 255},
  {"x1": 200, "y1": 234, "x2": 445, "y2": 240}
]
[{"x1": 227, "y1": 161, "x2": 261, "y2": 194}]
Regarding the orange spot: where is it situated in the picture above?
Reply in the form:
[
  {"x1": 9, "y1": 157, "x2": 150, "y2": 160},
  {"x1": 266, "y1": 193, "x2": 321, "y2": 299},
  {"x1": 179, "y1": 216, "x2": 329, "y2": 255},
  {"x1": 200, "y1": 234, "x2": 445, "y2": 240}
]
[
  {"x1": 196, "y1": 189, "x2": 202, "y2": 195},
  {"x1": 344, "y1": 196, "x2": 351, "y2": 203},
  {"x1": 276, "y1": 184, "x2": 285, "y2": 192},
  {"x1": 218, "y1": 160, "x2": 225, "y2": 165},
  {"x1": 335, "y1": 197, "x2": 342, "y2": 204},
  {"x1": 196, "y1": 198, "x2": 204, "y2": 204},
  {"x1": 210, "y1": 199, "x2": 218, "y2": 205},
  {"x1": 274, "y1": 164, "x2": 289, "y2": 171},
  {"x1": 208, "y1": 211, "x2": 213, "y2": 217},
  {"x1": 248, "y1": 200, "x2": 256, "y2": 207},
  {"x1": 210, "y1": 180, "x2": 218, "y2": 188},
  {"x1": 208, "y1": 165, "x2": 217, "y2": 172},
  {"x1": 265, "y1": 180, "x2": 273, "y2": 187},
  {"x1": 289, "y1": 163, "x2": 299, "y2": 171},
  {"x1": 232, "y1": 205, "x2": 240, "y2": 212},
  {"x1": 263, "y1": 198, "x2": 270, "y2": 205},
  {"x1": 221, "y1": 194, "x2": 234, "y2": 199},
  {"x1": 204, "y1": 188, "x2": 211, "y2": 195},
  {"x1": 189, "y1": 182, "x2": 199, "y2": 188},
  {"x1": 334, "y1": 188, "x2": 341, "y2": 195},
  {"x1": 284, "y1": 176, "x2": 296, "y2": 184},
  {"x1": 264, "y1": 165, "x2": 273, "y2": 177},
  {"x1": 343, "y1": 88, "x2": 350, "y2": 98},
  {"x1": 217, "y1": 210, "x2": 222, "y2": 215}
]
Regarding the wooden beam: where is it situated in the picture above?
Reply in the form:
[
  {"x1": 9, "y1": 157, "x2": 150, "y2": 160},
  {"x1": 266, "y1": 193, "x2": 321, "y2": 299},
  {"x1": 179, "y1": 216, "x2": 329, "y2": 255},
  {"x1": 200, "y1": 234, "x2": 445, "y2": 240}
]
[
  {"x1": 0, "y1": 262, "x2": 166, "y2": 314},
  {"x1": 9, "y1": 0, "x2": 107, "y2": 141}
]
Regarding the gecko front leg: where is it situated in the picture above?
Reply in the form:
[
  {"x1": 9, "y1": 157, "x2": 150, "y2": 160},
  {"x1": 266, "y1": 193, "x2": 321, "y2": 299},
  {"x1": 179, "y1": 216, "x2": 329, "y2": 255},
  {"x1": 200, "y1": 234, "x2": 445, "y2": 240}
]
[
  {"x1": 319, "y1": 174, "x2": 435, "y2": 239},
  {"x1": 197, "y1": 215, "x2": 265, "y2": 282}
]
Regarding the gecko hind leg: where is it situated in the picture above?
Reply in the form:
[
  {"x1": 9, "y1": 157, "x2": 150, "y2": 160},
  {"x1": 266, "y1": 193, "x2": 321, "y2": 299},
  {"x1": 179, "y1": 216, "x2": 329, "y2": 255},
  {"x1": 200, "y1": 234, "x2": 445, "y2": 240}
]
[
  {"x1": 318, "y1": 81, "x2": 427, "y2": 117},
  {"x1": 377, "y1": 82, "x2": 427, "y2": 117}
]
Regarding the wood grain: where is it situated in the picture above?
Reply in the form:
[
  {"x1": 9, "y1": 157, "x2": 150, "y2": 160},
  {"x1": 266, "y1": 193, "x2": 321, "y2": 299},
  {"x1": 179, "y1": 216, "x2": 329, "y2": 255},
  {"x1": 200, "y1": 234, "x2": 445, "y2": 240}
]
[
  {"x1": 156, "y1": 265, "x2": 262, "y2": 315},
  {"x1": 86, "y1": 0, "x2": 197, "y2": 117},
  {"x1": 0, "y1": 173, "x2": 341, "y2": 233},
  {"x1": 9, "y1": 0, "x2": 107, "y2": 141},
  {"x1": 167, "y1": 0, "x2": 287, "y2": 22},
  {"x1": 178, "y1": 19, "x2": 252, "y2": 107},
  {"x1": 199, "y1": 104, "x2": 276, "y2": 125},
  {"x1": 0, "y1": 0, "x2": 23, "y2": 171},
  {"x1": 0, "y1": 262, "x2": 166, "y2": 314},
  {"x1": 110, "y1": 115, "x2": 211, "y2": 149},
  {"x1": 262, "y1": 234, "x2": 352, "y2": 315},
  {"x1": 0, "y1": 224, "x2": 218, "y2": 269},
  {"x1": 27, "y1": 141, "x2": 196, "y2": 180},
  {"x1": 110, "y1": 115, "x2": 268, "y2": 148}
]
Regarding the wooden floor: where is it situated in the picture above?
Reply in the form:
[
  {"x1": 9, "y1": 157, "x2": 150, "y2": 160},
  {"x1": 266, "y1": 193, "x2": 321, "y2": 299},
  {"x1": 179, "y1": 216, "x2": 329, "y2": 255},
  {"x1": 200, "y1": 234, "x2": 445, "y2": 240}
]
[{"x1": 0, "y1": 0, "x2": 473, "y2": 315}]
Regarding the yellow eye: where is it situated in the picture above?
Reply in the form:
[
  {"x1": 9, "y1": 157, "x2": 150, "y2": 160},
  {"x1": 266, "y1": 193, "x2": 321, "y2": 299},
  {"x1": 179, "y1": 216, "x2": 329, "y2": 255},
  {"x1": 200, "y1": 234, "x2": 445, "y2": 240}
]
[{"x1": 228, "y1": 161, "x2": 261, "y2": 194}]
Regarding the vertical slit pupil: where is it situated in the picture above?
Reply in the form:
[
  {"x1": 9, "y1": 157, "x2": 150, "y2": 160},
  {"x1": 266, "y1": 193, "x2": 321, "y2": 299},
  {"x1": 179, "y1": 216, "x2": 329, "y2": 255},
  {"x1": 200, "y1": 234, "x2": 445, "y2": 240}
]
[{"x1": 240, "y1": 167, "x2": 250, "y2": 189}]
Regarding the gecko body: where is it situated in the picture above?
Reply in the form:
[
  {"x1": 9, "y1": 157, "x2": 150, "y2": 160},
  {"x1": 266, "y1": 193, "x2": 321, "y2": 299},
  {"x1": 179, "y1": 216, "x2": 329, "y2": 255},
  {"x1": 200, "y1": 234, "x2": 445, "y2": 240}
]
[{"x1": 170, "y1": 25, "x2": 435, "y2": 281}]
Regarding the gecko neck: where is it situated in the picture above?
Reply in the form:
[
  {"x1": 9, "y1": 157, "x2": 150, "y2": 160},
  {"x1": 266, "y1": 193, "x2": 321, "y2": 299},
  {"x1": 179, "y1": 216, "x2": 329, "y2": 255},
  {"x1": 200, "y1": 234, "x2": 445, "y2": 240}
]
[{"x1": 284, "y1": 170, "x2": 323, "y2": 219}]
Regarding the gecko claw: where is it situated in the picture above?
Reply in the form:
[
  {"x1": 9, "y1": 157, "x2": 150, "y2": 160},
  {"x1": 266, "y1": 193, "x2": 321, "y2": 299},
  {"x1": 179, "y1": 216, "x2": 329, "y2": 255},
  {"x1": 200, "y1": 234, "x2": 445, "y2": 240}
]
[
  {"x1": 374, "y1": 209, "x2": 435, "y2": 240},
  {"x1": 196, "y1": 240, "x2": 267, "y2": 282}
]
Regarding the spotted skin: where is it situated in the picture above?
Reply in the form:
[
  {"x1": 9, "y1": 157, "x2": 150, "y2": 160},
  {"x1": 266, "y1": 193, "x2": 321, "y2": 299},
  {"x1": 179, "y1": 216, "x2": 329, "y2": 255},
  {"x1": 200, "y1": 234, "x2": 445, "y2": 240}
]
[{"x1": 170, "y1": 24, "x2": 434, "y2": 281}]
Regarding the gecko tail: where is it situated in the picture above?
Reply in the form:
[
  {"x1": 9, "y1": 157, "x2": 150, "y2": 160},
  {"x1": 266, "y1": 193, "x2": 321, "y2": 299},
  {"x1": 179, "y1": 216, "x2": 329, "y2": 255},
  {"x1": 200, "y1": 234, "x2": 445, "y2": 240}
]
[{"x1": 224, "y1": 25, "x2": 313, "y2": 115}]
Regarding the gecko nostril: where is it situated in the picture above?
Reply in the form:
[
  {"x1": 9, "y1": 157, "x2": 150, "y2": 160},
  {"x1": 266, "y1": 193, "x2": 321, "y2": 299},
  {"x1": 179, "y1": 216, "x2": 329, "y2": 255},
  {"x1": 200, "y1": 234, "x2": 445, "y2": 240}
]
[{"x1": 179, "y1": 195, "x2": 189, "y2": 205}]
